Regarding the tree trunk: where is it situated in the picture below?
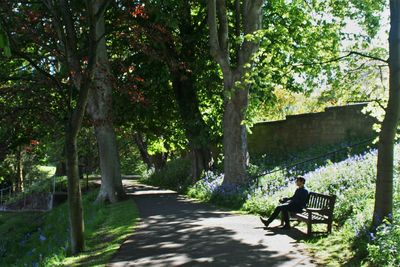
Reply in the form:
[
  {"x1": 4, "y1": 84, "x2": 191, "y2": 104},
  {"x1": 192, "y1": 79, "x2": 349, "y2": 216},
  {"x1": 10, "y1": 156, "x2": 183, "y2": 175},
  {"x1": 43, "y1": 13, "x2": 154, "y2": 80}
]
[
  {"x1": 55, "y1": 146, "x2": 67, "y2": 176},
  {"x1": 207, "y1": 0, "x2": 263, "y2": 185},
  {"x1": 187, "y1": 147, "x2": 212, "y2": 181},
  {"x1": 150, "y1": 152, "x2": 168, "y2": 171},
  {"x1": 87, "y1": 0, "x2": 125, "y2": 203},
  {"x1": 222, "y1": 73, "x2": 249, "y2": 185},
  {"x1": 16, "y1": 146, "x2": 23, "y2": 192},
  {"x1": 133, "y1": 132, "x2": 153, "y2": 169},
  {"x1": 372, "y1": 0, "x2": 400, "y2": 227},
  {"x1": 58, "y1": 0, "x2": 102, "y2": 253},
  {"x1": 55, "y1": 161, "x2": 67, "y2": 176},
  {"x1": 65, "y1": 129, "x2": 85, "y2": 253},
  {"x1": 93, "y1": 124, "x2": 125, "y2": 202},
  {"x1": 171, "y1": 72, "x2": 212, "y2": 180}
]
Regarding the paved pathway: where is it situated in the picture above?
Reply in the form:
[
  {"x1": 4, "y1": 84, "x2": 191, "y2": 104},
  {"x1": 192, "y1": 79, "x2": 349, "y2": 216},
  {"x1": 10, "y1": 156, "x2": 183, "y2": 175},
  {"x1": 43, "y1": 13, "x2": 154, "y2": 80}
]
[{"x1": 108, "y1": 180, "x2": 318, "y2": 267}]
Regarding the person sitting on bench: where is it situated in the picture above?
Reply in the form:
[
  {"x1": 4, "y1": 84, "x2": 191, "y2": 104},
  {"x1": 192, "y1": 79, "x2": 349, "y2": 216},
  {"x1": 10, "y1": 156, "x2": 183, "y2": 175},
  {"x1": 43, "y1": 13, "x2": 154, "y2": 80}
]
[{"x1": 260, "y1": 176, "x2": 309, "y2": 229}]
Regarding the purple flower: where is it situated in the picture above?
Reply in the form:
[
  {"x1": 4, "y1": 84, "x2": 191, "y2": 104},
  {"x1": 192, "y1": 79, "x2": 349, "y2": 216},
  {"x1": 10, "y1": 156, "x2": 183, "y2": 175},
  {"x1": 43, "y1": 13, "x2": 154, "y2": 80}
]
[
  {"x1": 39, "y1": 234, "x2": 46, "y2": 242},
  {"x1": 369, "y1": 232, "x2": 375, "y2": 241}
]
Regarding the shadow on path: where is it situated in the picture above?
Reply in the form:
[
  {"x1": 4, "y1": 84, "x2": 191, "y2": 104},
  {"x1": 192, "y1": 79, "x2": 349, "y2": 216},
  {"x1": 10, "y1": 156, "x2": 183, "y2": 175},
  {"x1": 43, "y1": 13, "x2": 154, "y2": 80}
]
[{"x1": 108, "y1": 181, "x2": 318, "y2": 266}]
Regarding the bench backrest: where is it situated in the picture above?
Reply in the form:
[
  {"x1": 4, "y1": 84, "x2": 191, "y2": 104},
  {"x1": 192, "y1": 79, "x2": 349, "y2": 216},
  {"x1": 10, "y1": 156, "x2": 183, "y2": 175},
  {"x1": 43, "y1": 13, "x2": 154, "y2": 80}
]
[{"x1": 307, "y1": 192, "x2": 336, "y2": 215}]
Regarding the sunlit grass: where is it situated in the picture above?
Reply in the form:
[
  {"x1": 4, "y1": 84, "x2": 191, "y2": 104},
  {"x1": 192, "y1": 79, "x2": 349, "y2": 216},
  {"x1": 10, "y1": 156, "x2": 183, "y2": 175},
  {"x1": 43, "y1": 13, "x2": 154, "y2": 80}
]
[
  {"x1": 0, "y1": 189, "x2": 139, "y2": 266},
  {"x1": 62, "y1": 200, "x2": 139, "y2": 267},
  {"x1": 305, "y1": 223, "x2": 370, "y2": 267},
  {"x1": 37, "y1": 165, "x2": 57, "y2": 178}
]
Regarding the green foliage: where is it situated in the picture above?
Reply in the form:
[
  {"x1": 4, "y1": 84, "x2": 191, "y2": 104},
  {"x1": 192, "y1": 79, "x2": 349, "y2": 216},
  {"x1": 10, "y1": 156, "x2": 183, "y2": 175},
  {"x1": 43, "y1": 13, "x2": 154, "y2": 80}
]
[
  {"x1": 0, "y1": 142, "x2": 55, "y2": 188},
  {"x1": 0, "y1": 159, "x2": 13, "y2": 187},
  {"x1": 0, "y1": 24, "x2": 11, "y2": 57},
  {"x1": 246, "y1": 0, "x2": 387, "y2": 125},
  {"x1": 187, "y1": 171, "x2": 252, "y2": 210},
  {"x1": 115, "y1": 128, "x2": 147, "y2": 175},
  {"x1": 367, "y1": 200, "x2": 400, "y2": 266},
  {"x1": 0, "y1": 189, "x2": 139, "y2": 266},
  {"x1": 110, "y1": 0, "x2": 221, "y2": 156},
  {"x1": 140, "y1": 158, "x2": 191, "y2": 192}
]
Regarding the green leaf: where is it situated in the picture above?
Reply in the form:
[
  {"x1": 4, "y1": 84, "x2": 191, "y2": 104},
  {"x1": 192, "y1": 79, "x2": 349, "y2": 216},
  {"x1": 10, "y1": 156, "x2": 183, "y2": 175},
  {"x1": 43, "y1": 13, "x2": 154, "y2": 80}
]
[
  {"x1": 0, "y1": 29, "x2": 11, "y2": 57},
  {"x1": 4, "y1": 46, "x2": 11, "y2": 57}
]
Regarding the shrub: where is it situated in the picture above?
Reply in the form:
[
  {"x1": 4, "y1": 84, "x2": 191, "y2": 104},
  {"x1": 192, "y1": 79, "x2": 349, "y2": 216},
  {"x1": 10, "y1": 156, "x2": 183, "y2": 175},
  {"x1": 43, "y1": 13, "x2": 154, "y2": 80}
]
[
  {"x1": 141, "y1": 158, "x2": 191, "y2": 192},
  {"x1": 187, "y1": 171, "x2": 249, "y2": 209},
  {"x1": 367, "y1": 196, "x2": 400, "y2": 267}
]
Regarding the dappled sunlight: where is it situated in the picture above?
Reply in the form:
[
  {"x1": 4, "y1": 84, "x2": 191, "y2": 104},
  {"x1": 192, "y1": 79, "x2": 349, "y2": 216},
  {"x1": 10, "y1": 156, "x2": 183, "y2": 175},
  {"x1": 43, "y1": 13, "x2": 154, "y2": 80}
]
[{"x1": 108, "y1": 182, "x2": 316, "y2": 266}]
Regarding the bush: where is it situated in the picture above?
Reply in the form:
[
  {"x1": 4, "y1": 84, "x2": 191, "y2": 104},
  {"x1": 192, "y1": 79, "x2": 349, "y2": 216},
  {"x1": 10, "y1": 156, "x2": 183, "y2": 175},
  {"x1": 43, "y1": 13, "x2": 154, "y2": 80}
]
[
  {"x1": 368, "y1": 219, "x2": 400, "y2": 266},
  {"x1": 141, "y1": 158, "x2": 191, "y2": 192},
  {"x1": 187, "y1": 171, "x2": 249, "y2": 209},
  {"x1": 367, "y1": 195, "x2": 400, "y2": 267}
]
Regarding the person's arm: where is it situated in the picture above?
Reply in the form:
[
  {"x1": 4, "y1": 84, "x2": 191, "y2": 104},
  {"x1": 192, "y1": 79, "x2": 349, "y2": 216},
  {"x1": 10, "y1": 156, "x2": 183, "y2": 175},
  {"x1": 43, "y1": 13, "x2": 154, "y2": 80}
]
[{"x1": 288, "y1": 189, "x2": 299, "y2": 200}]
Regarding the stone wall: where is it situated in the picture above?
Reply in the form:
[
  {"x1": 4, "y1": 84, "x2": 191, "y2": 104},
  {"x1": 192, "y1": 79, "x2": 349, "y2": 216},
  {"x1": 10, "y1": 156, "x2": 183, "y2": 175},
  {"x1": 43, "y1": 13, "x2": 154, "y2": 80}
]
[{"x1": 248, "y1": 103, "x2": 376, "y2": 156}]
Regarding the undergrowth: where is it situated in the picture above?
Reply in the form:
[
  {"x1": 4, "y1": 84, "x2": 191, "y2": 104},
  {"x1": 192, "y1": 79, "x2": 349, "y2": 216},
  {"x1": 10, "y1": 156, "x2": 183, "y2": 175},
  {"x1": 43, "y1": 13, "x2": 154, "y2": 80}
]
[{"x1": 0, "y1": 189, "x2": 139, "y2": 266}]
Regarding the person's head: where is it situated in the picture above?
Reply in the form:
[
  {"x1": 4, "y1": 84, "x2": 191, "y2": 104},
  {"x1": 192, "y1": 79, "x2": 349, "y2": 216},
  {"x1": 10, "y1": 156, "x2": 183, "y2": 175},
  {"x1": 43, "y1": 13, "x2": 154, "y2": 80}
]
[{"x1": 296, "y1": 176, "x2": 306, "y2": 187}]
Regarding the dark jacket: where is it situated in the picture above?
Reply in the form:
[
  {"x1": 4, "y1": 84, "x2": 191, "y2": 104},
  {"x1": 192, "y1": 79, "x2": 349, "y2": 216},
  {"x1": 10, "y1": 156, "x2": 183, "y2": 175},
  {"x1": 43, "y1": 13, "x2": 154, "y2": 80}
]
[{"x1": 288, "y1": 187, "x2": 309, "y2": 212}]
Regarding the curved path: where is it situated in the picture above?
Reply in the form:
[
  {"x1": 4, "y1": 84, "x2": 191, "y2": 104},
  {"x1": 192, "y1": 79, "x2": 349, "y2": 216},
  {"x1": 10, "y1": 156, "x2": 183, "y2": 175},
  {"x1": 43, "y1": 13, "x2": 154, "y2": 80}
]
[{"x1": 108, "y1": 179, "x2": 318, "y2": 267}]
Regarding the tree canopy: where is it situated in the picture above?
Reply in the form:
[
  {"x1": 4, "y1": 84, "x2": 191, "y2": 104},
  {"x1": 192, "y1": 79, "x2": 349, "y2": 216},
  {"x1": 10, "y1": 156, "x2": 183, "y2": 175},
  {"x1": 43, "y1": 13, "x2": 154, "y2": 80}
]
[{"x1": 0, "y1": 0, "x2": 394, "y2": 255}]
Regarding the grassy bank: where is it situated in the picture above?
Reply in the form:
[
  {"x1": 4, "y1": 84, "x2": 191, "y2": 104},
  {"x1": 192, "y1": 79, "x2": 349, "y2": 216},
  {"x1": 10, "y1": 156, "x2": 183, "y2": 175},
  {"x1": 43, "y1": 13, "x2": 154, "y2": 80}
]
[
  {"x1": 142, "y1": 145, "x2": 399, "y2": 266},
  {"x1": 0, "y1": 190, "x2": 139, "y2": 266}
]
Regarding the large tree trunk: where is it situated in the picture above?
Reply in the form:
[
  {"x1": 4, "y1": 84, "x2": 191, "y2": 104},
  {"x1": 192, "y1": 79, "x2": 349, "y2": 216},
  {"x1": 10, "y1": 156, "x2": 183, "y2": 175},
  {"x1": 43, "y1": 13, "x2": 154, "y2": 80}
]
[
  {"x1": 372, "y1": 0, "x2": 400, "y2": 227},
  {"x1": 65, "y1": 129, "x2": 85, "y2": 253},
  {"x1": 222, "y1": 73, "x2": 249, "y2": 185},
  {"x1": 176, "y1": 1, "x2": 212, "y2": 180},
  {"x1": 92, "y1": 124, "x2": 125, "y2": 202},
  {"x1": 87, "y1": 0, "x2": 125, "y2": 203},
  {"x1": 207, "y1": 0, "x2": 263, "y2": 185},
  {"x1": 171, "y1": 72, "x2": 212, "y2": 180}
]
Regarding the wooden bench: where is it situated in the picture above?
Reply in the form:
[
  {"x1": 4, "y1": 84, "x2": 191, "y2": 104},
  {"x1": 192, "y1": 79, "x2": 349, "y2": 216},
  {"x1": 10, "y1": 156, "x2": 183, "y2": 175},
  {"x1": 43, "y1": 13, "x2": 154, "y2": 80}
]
[{"x1": 290, "y1": 192, "x2": 336, "y2": 235}]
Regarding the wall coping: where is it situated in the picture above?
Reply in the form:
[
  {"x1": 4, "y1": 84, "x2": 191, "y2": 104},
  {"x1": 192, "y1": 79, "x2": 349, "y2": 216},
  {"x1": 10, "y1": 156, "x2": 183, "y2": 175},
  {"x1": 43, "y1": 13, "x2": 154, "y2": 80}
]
[{"x1": 254, "y1": 103, "x2": 368, "y2": 126}]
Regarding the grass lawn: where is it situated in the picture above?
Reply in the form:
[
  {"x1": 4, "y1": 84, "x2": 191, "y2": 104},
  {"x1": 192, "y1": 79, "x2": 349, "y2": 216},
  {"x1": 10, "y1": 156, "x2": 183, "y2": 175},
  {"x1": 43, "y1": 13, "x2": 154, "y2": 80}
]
[
  {"x1": 305, "y1": 226, "x2": 367, "y2": 267},
  {"x1": 0, "y1": 189, "x2": 139, "y2": 266}
]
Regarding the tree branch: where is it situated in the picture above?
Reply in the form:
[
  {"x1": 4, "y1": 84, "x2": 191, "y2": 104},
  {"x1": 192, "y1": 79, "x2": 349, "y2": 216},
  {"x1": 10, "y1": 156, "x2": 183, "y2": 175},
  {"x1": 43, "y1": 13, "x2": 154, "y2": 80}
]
[
  {"x1": 293, "y1": 51, "x2": 389, "y2": 67},
  {"x1": 42, "y1": 0, "x2": 67, "y2": 56},
  {"x1": 216, "y1": 0, "x2": 229, "y2": 55},
  {"x1": 207, "y1": 0, "x2": 230, "y2": 73},
  {"x1": 238, "y1": 0, "x2": 263, "y2": 71},
  {"x1": 94, "y1": 0, "x2": 112, "y2": 21},
  {"x1": 345, "y1": 51, "x2": 388, "y2": 64},
  {"x1": 234, "y1": 0, "x2": 241, "y2": 37},
  {"x1": 60, "y1": 0, "x2": 82, "y2": 88},
  {"x1": 347, "y1": 99, "x2": 386, "y2": 110},
  {"x1": 12, "y1": 50, "x2": 64, "y2": 92}
]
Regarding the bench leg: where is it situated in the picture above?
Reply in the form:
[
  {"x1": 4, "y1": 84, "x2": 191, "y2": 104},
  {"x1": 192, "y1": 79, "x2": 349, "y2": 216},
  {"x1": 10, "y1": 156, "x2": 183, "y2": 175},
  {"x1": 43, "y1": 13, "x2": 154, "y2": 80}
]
[
  {"x1": 327, "y1": 222, "x2": 332, "y2": 233},
  {"x1": 307, "y1": 222, "x2": 312, "y2": 235}
]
